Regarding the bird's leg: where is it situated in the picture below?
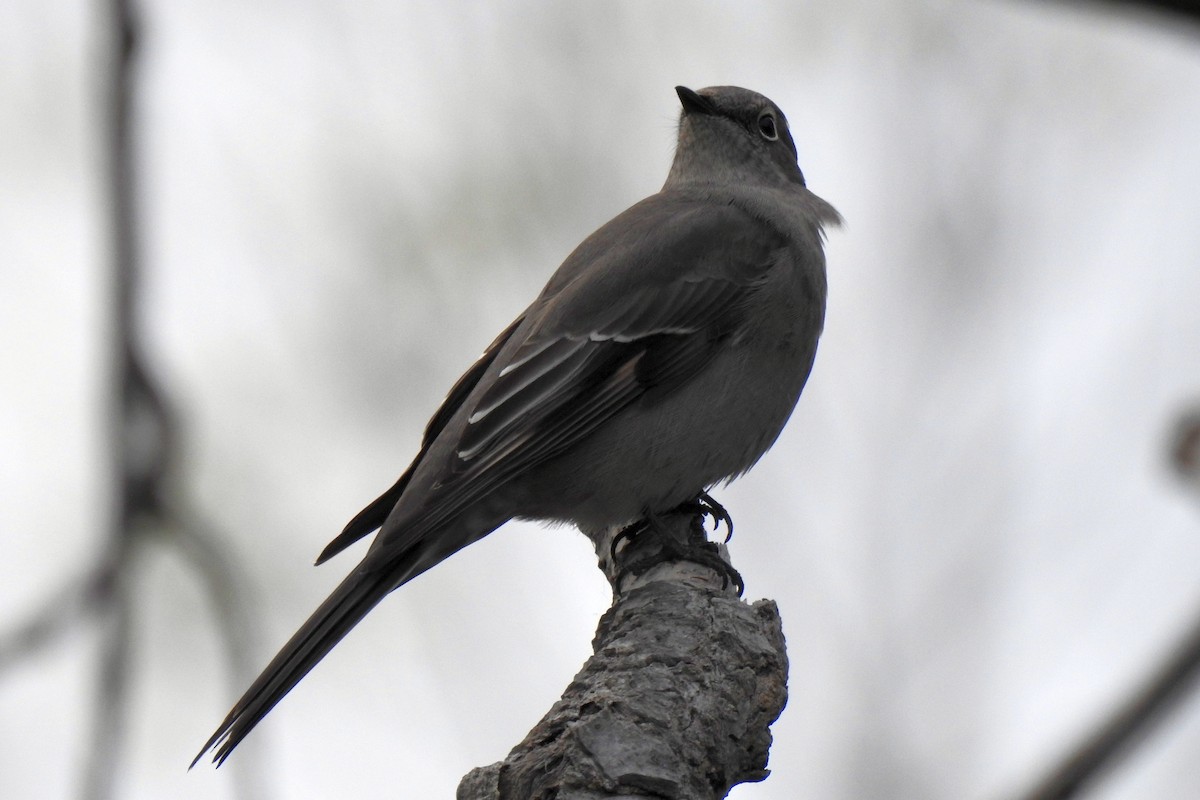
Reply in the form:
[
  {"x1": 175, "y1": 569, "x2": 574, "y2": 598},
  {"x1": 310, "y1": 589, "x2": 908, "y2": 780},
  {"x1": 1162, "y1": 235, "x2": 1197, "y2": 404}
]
[{"x1": 610, "y1": 499, "x2": 743, "y2": 596}]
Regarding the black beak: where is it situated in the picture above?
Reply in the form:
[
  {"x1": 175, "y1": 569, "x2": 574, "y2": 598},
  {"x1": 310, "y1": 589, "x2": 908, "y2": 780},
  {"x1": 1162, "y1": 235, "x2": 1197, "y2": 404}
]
[{"x1": 675, "y1": 86, "x2": 717, "y2": 116}]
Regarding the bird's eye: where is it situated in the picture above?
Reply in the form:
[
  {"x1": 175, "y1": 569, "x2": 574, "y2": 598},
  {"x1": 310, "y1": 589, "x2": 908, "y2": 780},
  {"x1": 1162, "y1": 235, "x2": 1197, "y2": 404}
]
[{"x1": 757, "y1": 112, "x2": 779, "y2": 141}]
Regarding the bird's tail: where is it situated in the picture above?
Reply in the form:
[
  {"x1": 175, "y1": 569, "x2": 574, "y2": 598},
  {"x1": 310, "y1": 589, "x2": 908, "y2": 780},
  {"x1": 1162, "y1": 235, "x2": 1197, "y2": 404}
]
[{"x1": 191, "y1": 563, "x2": 395, "y2": 768}]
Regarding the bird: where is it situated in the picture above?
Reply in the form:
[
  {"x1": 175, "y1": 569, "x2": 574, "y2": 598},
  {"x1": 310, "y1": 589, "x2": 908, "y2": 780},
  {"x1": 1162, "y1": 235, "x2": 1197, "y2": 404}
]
[{"x1": 193, "y1": 85, "x2": 840, "y2": 767}]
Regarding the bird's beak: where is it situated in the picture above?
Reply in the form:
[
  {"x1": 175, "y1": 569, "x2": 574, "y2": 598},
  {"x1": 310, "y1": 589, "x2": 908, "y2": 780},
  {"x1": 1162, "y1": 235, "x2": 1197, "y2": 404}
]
[{"x1": 675, "y1": 86, "x2": 717, "y2": 116}]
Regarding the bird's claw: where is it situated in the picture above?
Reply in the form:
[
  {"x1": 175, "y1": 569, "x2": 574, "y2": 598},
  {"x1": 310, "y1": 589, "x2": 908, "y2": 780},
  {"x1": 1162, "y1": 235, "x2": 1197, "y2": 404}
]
[
  {"x1": 609, "y1": 518, "x2": 648, "y2": 563},
  {"x1": 672, "y1": 491, "x2": 734, "y2": 542},
  {"x1": 697, "y1": 491, "x2": 733, "y2": 542},
  {"x1": 610, "y1": 505, "x2": 744, "y2": 597}
]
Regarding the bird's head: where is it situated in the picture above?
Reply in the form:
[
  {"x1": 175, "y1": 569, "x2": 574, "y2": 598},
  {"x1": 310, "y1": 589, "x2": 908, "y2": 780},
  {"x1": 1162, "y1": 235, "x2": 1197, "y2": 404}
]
[{"x1": 666, "y1": 85, "x2": 807, "y2": 190}]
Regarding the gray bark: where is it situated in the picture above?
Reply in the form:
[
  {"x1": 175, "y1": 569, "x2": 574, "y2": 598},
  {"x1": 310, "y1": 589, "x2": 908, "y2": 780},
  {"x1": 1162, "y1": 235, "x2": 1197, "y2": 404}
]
[{"x1": 458, "y1": 512, "x2": 789, "y2": 799}]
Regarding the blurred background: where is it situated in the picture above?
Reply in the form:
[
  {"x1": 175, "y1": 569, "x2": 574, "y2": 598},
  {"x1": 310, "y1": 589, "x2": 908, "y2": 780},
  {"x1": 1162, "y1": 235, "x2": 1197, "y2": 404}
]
[{"x1": 2, "y1": 0, "x2": 1199, "y2": 798}]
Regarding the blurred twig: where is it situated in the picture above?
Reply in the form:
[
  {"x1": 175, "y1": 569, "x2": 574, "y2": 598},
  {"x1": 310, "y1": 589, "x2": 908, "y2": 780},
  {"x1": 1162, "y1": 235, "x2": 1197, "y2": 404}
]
[
  {"x1": 1104, "y1": 0, "x2": 1200, "y2": 22},
  {"x1": 1013, "y1": 404, "x2": 1200, "y2": 800},
  {"x1": 1015, "y1": 611, "x2": 1200, "y2": 799},
  {"x1": 80, "y1": 545, "x2": 132, "y2": 800},
  {"x1": 1048, "y1": 0, "x2": 1200, "y2": 26},
  {"x1": 1100, "y1": 0, "x2": 1200, "y2": 23},
  {"x1": 1169, "y1": 406, "x2": 1200, "y2": 494},
  {"x1": 0, "y1": 2, "x2": 265, "y2": 798},
  {"x1": 0, "y1": 564, "x2": 112, "y2": 673}
]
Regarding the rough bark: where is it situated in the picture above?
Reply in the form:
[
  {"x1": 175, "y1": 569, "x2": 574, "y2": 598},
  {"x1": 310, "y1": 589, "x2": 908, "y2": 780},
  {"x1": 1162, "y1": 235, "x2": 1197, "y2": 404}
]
[{"x1": 458, "y1": 511, "x2": 789, "y2": 799}]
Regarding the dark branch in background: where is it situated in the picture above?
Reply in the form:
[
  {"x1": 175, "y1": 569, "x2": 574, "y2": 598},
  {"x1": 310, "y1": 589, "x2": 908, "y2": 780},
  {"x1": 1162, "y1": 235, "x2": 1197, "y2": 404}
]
[
  {"x1": 1169, "y1": 406, "x2": 1200, "y2": 494},
  {"x1": 0, "y1": 566, "x2": 114, "y2": 673},
  {"x1": 1012, "y1": 404, "x2": 1200, "y2": 800},
  {"x1": 1015, "y1": 614, "x2": 1200, "y2": 800},
  {"x1": 1092, "y1": 0, "x2": 1200, "y2": 24},
  {"x1": 0, "y1": 2, "x2": 264, "y2": 799},
  {"x1": 459, "y1": 511, "x2": 788, "y2": 800},
  {"x1": 1014, "y1": 3, "x2": 1198, "y2": 797}
]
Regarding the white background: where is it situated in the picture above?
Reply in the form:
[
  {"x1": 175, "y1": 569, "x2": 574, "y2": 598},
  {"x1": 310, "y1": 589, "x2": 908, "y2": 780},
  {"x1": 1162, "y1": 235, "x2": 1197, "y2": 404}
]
[{"x1": 2, "y1": 1, "x2": 1199, "y2": 798}]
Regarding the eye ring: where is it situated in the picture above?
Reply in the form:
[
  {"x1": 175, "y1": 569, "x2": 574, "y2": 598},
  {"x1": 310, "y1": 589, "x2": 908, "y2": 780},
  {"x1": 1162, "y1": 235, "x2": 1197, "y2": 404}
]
[{"x1": 757, "y1": 111, "x2": 779, "y2": 141}]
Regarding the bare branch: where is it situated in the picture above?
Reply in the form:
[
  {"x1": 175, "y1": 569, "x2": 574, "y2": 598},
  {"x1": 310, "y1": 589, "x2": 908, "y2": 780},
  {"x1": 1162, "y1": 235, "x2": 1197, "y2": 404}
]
[
  {"x1": 459, "y1": 511, "x2": 788, "y2": 799},
  {"x1": 1012, "y1": 405, "x2": 1200, "y2": 800},
  {"x1": 0, "y1": 2, "x2": 266, "y2": 798},
  {"x1": 1014, "y1": 607, "x2": 1200, "y2": 800}
]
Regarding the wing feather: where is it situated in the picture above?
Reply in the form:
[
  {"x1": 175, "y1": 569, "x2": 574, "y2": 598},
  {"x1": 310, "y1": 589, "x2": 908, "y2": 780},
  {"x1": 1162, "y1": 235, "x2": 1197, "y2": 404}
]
[
  {"x1": 373, "y1": 198, "x2": 790, "y2": 553},
  {"x1": 315, "y1": 314, "x2": 525, "y2": 565}
]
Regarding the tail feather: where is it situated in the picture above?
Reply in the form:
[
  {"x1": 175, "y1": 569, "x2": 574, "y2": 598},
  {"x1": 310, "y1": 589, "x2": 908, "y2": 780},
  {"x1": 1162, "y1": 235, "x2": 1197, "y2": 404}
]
[
  {"x1": 316, "y1": 474, "x2": 410, "y2": 566},
  {"x1": 193, "y1": 518, "x2": 504, "y2": 768},
  {"x1": 191, "y1": 566, "x2": 395, "y2": 768}
]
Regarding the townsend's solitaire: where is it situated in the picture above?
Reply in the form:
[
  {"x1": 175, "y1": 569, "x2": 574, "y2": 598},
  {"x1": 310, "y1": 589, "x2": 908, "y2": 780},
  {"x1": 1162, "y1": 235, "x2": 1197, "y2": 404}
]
[{"x1": 194, "y1": 85, "x2": 840, "y2": 766}]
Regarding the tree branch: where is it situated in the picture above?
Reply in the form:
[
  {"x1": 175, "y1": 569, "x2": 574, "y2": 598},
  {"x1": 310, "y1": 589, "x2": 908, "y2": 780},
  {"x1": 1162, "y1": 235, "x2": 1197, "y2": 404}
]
[
  {"x1": 459, "y1": 511, "x2": 789, "y2": 799},
  {"x1": 1011, "y1": 404, "x2": 1200, "y2": 800}
]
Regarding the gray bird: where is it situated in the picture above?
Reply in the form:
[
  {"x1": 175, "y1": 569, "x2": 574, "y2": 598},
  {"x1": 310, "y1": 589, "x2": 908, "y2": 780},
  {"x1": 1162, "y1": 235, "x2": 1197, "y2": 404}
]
[{"x1": 193, "y1": 85, "x2": 840, "y2": 767}]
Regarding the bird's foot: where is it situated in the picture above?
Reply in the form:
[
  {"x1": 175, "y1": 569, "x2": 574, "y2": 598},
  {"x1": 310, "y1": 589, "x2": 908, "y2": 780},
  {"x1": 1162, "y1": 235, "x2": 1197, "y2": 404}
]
[
  {"x1": 610, "y1": 501, "x2": 743, "y2": 596},
  {"x1": 672, "y1": 490, "x2": 734, "y2": 542}
]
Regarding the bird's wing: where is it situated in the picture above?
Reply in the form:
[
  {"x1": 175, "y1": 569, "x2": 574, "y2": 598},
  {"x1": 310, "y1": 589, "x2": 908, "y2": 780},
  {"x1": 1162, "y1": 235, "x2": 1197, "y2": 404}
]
[
  {"x1": 315, "y1": 314, "x2": 527, "y2": 565},
  {"x1": 375, "y1": 199, "x2": 789, "y2": 548}
]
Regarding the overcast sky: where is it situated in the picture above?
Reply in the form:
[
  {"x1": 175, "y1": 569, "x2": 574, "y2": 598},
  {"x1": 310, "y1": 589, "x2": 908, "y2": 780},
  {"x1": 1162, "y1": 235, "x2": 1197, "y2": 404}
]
[{"x1": 2, "y1": 1, "x2": 1200, "y2": 798}]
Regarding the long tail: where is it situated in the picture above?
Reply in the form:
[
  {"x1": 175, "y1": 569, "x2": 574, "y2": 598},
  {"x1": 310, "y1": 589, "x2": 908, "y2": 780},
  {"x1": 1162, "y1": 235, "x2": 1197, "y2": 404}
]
[
  {"x1": 191, "y1": 564, "x2": 395, "y2": 768},
  {"x1": 192, "y1": 512, "x2": 507, "y2": 768}
]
